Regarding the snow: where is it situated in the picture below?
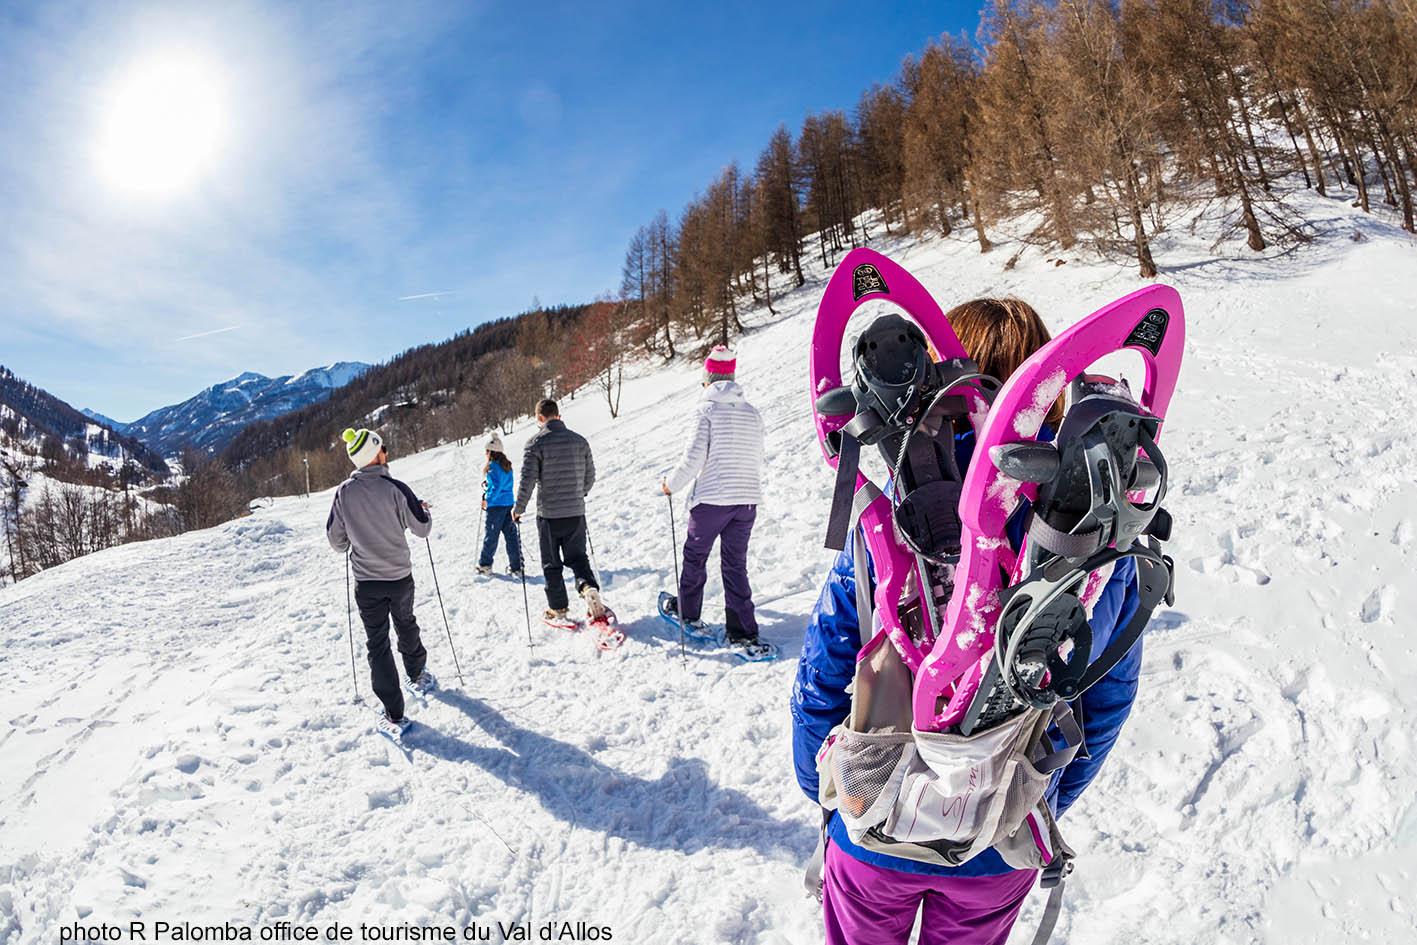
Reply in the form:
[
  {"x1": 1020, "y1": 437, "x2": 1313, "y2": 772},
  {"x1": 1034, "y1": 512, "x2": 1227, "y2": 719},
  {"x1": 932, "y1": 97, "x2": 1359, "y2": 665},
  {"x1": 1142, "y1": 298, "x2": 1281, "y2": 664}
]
[{"x1": 3, "y1": 185, "x2": 1417, "y2": 943}]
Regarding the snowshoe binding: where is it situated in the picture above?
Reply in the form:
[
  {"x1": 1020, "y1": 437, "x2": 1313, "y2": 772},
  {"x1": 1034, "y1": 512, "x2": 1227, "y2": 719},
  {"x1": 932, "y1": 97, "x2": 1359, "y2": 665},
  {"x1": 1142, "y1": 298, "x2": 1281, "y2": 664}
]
[
  {"x1": 543, "y1": 609, "x2": 580, "y2": 632},
  {"x1": 582, "y1": 587, "x2": 624, "y2": 650},
  {"x1": 657, "y1": 592, "x2": 722, "y2": 644},
  {"x1": 375, "y1": 711, "x2": 413, "y2": 743},
  {"x1": 407, "y1": 669, "x2": 438, "y2": 697},
  {"x1": 725, "y1": 634, "x2": 779, "y2": 663}
]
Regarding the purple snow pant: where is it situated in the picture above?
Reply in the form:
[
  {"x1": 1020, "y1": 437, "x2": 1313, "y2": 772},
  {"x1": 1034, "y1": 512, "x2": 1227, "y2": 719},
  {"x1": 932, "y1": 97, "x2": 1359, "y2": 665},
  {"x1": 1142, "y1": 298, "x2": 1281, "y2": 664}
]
[
  {"x1": 823, "y1": 842, "x2": 1037, "y2": 945},
  {"x1": 679, "y1": 502, "x2": 757, "y2": 640}
]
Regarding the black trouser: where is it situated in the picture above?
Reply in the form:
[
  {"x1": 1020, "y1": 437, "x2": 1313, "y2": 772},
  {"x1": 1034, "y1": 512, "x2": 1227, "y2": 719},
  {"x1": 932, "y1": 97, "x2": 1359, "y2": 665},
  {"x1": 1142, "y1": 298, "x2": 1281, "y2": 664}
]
[
  {"x1": 537, "y1": 515, "x2": 599, "y2": 611},
  {"x1": 354, "y1": 575, "x2": 427, "y2": 720}
]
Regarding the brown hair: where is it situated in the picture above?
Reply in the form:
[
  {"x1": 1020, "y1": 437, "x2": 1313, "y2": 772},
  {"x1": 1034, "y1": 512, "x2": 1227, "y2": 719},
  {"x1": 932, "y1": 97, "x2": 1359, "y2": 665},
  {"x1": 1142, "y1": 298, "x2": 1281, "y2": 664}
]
[
  {"x1": 487, "y1": 450, "x2": 512, "y2": 473},
  {"x1": 536, "y1": 398, "x2": 559, "y2": 418},
  {"x1": 946, "y1": 297, "x2": 1064, "y2": 428}
]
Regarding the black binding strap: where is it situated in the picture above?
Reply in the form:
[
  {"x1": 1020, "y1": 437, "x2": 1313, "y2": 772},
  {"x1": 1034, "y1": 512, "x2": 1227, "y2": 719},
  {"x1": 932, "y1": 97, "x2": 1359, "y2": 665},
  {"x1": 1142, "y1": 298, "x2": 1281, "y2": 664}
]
[
  {"x1": 825, "y1": 433, "x2": 862, "y2": 551},
  {"x1": 1076, "y1": 539, "x2": 1174, "y2": 693}
]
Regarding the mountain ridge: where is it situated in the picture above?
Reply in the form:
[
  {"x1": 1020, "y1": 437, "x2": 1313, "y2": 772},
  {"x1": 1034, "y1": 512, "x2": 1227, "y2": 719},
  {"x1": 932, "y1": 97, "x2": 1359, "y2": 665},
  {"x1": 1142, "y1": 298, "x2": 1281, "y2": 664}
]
[{"x1": 117, "y1": 361, "x2": 371, "y2": 457}]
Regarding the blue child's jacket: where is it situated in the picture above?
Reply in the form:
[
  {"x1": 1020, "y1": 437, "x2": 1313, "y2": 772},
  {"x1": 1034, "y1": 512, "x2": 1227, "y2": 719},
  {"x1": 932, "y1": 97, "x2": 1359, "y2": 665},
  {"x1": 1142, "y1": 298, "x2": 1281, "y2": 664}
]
[
  {"x1": 485, "y1": 463, "x2": 515, "y2": 507},
  {"x1": 790, "y1": 432, "x2": 1145, "y2": 877}
]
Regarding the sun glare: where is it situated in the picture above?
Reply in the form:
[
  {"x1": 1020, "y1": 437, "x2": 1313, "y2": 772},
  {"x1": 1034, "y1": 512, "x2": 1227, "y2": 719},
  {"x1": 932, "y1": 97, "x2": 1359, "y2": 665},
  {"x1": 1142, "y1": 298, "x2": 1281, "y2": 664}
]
[{"x1": 96, "y1": 54, "x2": 227, "y2": 199}]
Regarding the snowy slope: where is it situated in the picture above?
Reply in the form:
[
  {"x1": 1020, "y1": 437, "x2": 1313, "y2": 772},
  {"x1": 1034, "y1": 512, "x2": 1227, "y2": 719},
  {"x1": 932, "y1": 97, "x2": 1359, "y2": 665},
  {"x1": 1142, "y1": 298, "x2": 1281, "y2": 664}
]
[{"x1": 2, "y1": 189, "x2": 1415, "y2": 944}]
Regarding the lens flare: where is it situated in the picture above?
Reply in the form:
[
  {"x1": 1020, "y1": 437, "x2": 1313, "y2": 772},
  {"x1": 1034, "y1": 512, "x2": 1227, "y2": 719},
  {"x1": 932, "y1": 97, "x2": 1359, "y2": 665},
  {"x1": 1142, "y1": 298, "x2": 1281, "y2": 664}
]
[{"x1": 96, "y1": 54, "x2": 227, "y2": 198}]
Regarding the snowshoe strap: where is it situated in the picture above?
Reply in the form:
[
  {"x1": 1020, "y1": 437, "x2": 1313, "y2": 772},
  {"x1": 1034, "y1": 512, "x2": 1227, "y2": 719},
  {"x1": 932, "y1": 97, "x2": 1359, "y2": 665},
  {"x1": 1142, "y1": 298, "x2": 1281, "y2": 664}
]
[
  {"x1": 849, "y1": 484, "x2": 883, "y2": 631},
  {"x1": 1027, "y1": 511, "x2": 1105, "y2": 559},
  {"x1": 1076, "y1": 540, "x2": 1174, "y2": 693},
  {"x1": 825, "y1": 434, "x2": 862, "y2": 551}
]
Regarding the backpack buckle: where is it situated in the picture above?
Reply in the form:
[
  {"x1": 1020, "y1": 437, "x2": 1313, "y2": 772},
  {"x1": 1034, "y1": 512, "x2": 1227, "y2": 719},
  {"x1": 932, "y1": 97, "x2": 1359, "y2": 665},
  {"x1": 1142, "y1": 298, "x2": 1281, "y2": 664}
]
[{"x1": 1040, "y1": 853, "x2": 1074, "y2": 889}]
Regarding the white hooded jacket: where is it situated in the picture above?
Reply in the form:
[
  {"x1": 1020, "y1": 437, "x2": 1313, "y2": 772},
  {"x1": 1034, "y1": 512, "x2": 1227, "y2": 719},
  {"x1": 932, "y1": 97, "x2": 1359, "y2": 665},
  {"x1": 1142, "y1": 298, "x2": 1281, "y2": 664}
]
[{"x1": 665, "y1": 380, "x2": 765, "y2": 508}]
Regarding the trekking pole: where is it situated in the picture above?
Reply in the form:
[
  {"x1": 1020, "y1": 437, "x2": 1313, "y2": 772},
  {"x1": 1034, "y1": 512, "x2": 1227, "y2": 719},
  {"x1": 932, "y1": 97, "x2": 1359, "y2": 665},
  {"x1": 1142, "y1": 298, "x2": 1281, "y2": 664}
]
[
  {"x1": 515, "y1": 521, "x2": 536, "y2": 657},
  {"x1": 586, "y1": 523, "x2": 601, "y2": 584},
  {"x1": 424, "y1": 538, "x2": 466, "y2": 686},
  {"x1": 665, "y1": 494, "x2": 686, "y2": 665},
  {"x1": 345, "y1": 552, "x2": 359, "y2": 703},
  {"x1": 474, "y1": 500, "x2": 485, "y2": 567}
]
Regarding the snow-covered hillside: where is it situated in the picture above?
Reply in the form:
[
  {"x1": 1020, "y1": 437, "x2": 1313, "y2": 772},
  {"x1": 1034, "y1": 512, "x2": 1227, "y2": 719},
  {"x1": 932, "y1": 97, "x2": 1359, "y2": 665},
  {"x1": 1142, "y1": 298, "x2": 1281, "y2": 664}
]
[{"x1": 2, "y1": 189, "x2": 1414, "y2": 944}]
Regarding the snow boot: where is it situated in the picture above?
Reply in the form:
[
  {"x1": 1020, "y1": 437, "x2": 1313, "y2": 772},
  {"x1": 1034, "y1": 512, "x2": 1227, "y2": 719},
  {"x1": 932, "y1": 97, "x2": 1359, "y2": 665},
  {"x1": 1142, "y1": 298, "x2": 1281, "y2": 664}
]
[
  {"x1": 475, "y1": 564, "x2": 493, "y2": 576},
  {"x1": 543, "y1": 608, "x2": 579, "y2": 631},
  {"x1": 581, "y1": 587, "x2": 624, "y2": 650},
  {"x1": 725, "y1": 633, "x2": 778, "y2": 663},
  {"x1": 407, "y1": 669, "x2": 438, "y2": 695},
  {"x1": 656, "y1": 592, "x2": 721, "y2": 644},
  {"x1": 376, "y1": 711, "x2": 412, "y2": 742}
]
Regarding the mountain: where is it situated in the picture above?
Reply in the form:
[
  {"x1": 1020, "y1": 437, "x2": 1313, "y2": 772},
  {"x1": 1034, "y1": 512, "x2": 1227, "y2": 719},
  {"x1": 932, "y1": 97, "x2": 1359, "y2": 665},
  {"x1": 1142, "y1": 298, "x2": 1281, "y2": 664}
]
[
  {"x1": 121, "y1": 361, "x2": 370, "y2": 457},
  {"x1": 0, "y1": 365, "x2": 169, "y2": 475},
  {"x1": 80, "y1": 407, "x2": 128, "y2": 432}
]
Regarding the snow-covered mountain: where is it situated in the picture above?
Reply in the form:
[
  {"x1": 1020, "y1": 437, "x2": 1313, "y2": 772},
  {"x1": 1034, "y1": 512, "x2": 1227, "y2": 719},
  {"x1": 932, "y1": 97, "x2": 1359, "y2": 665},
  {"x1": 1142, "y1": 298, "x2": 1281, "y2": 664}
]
[
  {"x1": 116, "y1": 361, "x2": 370, "y2": 457},
  {"x1": 79, "y1": 408, "x2": 128, "y2": 433},
  {"x1": 0, "y1": 366, "x2": 168, "y2": 476},
  {"x1": 2, "y1": 189, "x2": 1414, "y2": 943}
]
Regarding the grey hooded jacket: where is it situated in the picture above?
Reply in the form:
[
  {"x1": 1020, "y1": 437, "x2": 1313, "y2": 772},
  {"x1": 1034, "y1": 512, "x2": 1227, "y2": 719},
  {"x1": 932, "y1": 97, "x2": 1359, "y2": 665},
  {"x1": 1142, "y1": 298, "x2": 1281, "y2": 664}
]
[
  {"x1": 513, "y1": 419, "x2": 595, "y2": 519},
  {"x1": 326, "y1": 464, "x2": 432, "y2": 581}
]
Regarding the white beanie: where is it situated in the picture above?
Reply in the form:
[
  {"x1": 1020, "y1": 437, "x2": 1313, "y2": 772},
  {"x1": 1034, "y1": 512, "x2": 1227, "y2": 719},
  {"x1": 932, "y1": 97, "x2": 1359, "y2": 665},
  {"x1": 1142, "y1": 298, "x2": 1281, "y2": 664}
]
[
  {"x1": 341, "y1": 427, "x2": 383, "y2": 467},
  {"x1": 485, "y1": 433, "x2": 504, "y2": 453}
]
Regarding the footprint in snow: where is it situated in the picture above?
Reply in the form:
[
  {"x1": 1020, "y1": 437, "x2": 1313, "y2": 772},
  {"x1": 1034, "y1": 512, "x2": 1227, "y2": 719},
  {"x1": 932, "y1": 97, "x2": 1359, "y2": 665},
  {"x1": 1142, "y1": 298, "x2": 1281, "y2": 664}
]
[{"x1": 1359, "y1": 586, "x2": 1395, "y2": 624}]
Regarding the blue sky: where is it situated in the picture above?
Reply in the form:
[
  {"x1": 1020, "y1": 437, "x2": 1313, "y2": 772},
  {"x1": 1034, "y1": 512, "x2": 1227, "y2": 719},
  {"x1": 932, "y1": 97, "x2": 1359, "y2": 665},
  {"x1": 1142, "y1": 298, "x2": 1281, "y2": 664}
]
[{"x1": 0, "y1": 0, "x2": 978, "y2": 420}]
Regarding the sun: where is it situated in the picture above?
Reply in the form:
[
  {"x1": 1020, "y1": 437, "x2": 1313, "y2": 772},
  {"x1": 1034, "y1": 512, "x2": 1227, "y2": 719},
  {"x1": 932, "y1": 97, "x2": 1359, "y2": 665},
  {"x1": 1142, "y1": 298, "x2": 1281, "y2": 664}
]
[{"x1": 96, "y1": 54, "x2": 228, "y2": 199}]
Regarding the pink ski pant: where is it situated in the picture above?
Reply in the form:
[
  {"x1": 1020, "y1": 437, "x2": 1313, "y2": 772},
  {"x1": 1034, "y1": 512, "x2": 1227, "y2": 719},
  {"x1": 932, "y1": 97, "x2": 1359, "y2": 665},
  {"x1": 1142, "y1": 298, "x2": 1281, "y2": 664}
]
[{"x1": 822, "y1": 841, "x2": 1038, "y2": 945}]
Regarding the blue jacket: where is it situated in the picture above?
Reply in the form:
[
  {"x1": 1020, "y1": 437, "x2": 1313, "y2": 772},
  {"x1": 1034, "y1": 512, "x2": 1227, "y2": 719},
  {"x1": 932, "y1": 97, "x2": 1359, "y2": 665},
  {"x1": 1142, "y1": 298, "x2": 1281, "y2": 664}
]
[
  {"x1": 485, "y1": 463, "x2": 515, "y2": 508},
  {"x1": 790, "y1": 434, "x2": 1144, "y2": 877}
]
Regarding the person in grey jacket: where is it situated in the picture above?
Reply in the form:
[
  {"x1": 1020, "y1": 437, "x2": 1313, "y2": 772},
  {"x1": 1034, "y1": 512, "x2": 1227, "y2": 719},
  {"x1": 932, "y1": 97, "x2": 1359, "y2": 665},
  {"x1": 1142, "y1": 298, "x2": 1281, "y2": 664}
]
[
  {"x1": 327, "y1": 426, "x2": 436, "y2": 728},
  {"x1": 659, "y1": 346, "x2": 770, "y2": 658},
  {"x1": 511, "y1": 399, "x2": 603, "y2": 622}
]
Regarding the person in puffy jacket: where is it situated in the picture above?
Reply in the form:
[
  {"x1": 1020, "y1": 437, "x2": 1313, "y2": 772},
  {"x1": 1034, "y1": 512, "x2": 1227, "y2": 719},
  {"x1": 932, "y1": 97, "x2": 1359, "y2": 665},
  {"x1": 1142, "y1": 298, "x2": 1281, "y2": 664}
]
[
  {"x1": 512, "y1": 399, "x2": 602, "y2": 622},
  {"x1": 791, "y1": 299, "x2": 1147, "y2": 945},
  {"x1": 476, "y1": 433, "x2": 524, "y2": 577},
  {"x1": 326, "y1": 426, "x2": 436, "y2": 729},
  {"x1": 660, "y1": 346, "x2": 768, "y2": 657}
]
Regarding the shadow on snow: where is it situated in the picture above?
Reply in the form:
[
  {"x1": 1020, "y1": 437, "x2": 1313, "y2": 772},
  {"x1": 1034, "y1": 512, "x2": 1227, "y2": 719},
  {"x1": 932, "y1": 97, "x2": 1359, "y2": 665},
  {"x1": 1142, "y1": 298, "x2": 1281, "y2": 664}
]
[{"x1": 412, "y1": 688, "x2": 817, "y2": 859}]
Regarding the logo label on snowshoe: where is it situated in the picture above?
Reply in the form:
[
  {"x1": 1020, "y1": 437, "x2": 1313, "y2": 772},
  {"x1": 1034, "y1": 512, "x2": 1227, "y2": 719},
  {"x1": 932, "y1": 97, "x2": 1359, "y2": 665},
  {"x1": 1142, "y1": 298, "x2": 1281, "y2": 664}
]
[
  {"x1": 1125, "y1": 307, "x2": 1169, "y2": 356},
  {"x1": 852, "y1": 264, "x2": 889, "y2": 300}
]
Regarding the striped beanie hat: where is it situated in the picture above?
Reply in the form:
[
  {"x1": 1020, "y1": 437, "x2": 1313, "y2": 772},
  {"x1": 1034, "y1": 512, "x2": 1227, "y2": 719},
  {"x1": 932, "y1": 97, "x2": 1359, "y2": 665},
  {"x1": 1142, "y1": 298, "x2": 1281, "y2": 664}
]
[
  {"x1": 341, "y1": 427, "x2": 383, "y2": 467},
  {"x1": 704, "y1": 345, "x2": 736, "y2": 382}
]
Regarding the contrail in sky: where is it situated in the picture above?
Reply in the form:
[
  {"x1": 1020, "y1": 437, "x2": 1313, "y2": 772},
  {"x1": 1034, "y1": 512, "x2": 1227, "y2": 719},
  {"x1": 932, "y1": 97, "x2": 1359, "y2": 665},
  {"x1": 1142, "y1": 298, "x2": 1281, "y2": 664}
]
[
  {"x1": 176, "y1": 325, "x2": 242, "y2": 342},
  {"x1": 397, "y1": 291, "x2": 454, "y2": 301}
]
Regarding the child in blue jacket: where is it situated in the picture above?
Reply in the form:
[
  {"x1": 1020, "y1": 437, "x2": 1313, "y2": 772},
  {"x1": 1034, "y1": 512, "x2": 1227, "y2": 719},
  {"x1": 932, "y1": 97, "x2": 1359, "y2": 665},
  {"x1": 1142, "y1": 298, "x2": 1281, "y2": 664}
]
[
  {"x1": 476, "y1": 434, "x2": 524, "y2": 576},
  {"x1": 791, "y1": 298, "x2": 1147, "y2": 945}
]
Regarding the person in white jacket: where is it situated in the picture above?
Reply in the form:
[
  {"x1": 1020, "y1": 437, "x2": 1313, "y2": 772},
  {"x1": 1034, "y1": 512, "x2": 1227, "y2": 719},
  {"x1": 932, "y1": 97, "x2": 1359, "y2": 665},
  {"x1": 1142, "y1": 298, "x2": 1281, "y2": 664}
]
[{"x1": 660, "y1": 345, "x2": 769, "y2": 656}]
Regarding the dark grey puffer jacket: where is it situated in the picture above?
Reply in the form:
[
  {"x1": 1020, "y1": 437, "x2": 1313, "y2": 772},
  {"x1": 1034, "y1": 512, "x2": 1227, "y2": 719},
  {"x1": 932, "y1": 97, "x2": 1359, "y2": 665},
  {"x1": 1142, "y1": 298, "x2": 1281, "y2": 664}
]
[
  {"x1": 513, "y1": 419, "x2": 595, "y2": 519},
  {"x1": 326, "y1": 464, "x2": 432, "y2": 581}
]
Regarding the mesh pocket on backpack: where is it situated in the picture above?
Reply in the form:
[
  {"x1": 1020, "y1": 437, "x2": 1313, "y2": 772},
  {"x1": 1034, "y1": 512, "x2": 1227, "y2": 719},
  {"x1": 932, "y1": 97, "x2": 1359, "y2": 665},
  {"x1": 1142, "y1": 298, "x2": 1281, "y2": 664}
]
[{"x1": 828, "y1": 728, "x2": 914, "y2": 833}]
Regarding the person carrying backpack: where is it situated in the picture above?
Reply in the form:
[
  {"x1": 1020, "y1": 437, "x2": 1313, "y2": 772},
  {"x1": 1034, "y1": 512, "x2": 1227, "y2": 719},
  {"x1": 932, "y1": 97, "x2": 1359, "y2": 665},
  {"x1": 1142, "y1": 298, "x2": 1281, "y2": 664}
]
[
  {"x1": 326, "y1": 427, "x2": 437, "y2": 735},
  {"x1": 476, "y1": 433, "x2": 524, "y2": 577},
  {"x1": 659, "y1": 345, "x2": 771, "y2": 660},
  {"x1": 792, "y1": 299, "x2": 1146, "y2": 945},
  {"x1": 511, "y1": 399, "x2": 607, "y2": 626}
]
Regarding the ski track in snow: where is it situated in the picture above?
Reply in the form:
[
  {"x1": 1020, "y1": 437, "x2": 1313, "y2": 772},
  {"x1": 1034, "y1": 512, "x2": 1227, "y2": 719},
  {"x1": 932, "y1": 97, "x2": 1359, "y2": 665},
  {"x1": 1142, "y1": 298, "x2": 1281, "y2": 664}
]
[{"x1": 3, "y1": 188, "x2": 1417, "y2": 943}]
